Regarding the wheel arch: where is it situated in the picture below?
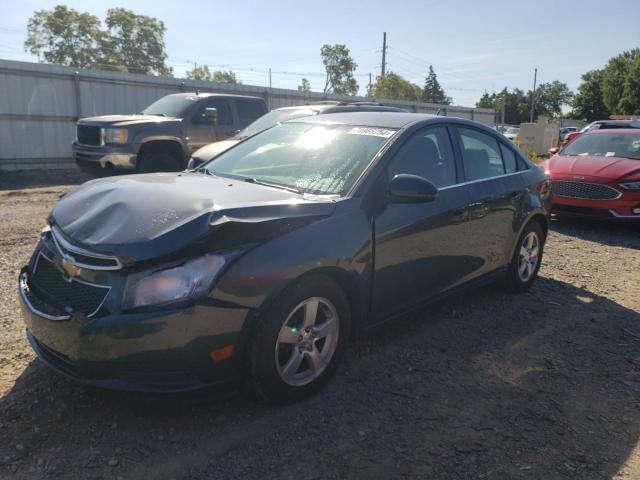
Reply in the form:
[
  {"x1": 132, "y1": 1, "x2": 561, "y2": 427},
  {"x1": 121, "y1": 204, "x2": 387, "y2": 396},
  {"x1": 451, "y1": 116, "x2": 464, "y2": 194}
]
[{"x1": 138, "y1": 138, "x2": 189, "y2": 167}]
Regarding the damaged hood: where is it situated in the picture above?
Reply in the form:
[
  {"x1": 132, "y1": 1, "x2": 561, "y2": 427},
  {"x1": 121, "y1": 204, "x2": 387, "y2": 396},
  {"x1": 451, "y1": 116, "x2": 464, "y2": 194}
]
[{"x1": 51, "y1": 172, "x2": 336, "y2": 262}]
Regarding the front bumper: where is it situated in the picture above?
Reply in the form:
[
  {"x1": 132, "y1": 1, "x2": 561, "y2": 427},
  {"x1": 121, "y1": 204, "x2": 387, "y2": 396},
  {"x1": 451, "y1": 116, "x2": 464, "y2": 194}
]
[
  {"x1": 550, "y1": 181, "x2": 640, "y2": 221},
  {"x1": 19, "y1": 267, "x2": 253, "y2": 393},
  {"x1": 73, "y1": 142, "x2": 137, "y2": 174}
]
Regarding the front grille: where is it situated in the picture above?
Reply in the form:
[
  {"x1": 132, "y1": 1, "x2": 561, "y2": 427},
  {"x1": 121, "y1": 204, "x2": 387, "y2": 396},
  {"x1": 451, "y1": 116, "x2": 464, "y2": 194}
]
[
  {"x1": 77, "y1": 125, "x2": 101, "y2": 146},
  {"x1": 28, "y1": 254, "x2": 110, "y2": 317},
  {"x1": 552, "y1": 181, "x2": 621, "y2": 200},
  {"x1": 50, "y1": 227, "x2": 121, "y2": 270}
]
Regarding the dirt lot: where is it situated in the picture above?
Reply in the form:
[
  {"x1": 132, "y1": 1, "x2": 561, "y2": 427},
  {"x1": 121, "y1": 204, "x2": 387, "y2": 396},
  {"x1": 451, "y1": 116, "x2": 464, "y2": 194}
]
[{"x1": 1, "y1": 170, "x2": 639, "y2": 480}]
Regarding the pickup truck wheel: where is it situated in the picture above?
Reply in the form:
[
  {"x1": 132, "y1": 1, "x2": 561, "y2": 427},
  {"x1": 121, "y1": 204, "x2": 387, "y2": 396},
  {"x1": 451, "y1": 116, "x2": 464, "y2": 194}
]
[{"x1": 137, "y1": 151, "x2": 181, "y2": 173}]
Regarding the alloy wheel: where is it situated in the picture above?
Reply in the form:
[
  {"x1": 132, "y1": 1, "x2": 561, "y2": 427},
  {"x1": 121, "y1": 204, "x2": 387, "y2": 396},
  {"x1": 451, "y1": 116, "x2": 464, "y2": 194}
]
[
  {"x1": 518, "y1": 231, "x2": 540, "y2": 282},
  {"x1": 275, "y1": 297, "x2": 339, "y2": 386}
]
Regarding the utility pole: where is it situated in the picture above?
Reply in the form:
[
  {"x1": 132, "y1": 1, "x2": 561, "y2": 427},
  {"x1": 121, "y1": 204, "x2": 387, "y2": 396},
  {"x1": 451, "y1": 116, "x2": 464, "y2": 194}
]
[
  {"x1": 529, "y1": 67, "x2": 537, "y2": 123},
  {"x1": 368, "y1": 72, "x2": 372, "y2": 95},
  {"x1": 501, "y1": 98, "x2": 506, "y2": 126},
  {"x1": 381, "y1": 32, "x2": 387, "y2": 77},
  {"x1": 268, "y1": 68, "x2": 272, "y2": 109}
]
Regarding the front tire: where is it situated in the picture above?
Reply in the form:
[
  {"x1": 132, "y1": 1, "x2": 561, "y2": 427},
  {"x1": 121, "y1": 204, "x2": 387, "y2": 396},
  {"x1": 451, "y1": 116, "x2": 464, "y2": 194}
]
[
  {"x1": 248, "y1": 274, "x2": 350, "y2": 404},
  {"x1": 503, "y1": 221, "x2": 545, "y2": 293}
]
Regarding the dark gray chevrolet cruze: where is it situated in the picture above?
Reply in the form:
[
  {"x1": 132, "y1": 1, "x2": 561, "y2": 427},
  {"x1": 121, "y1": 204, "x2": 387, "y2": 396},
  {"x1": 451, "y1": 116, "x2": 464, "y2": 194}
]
[{"x1": 19, "y1": 112, "x2": 550, "y2": 403}]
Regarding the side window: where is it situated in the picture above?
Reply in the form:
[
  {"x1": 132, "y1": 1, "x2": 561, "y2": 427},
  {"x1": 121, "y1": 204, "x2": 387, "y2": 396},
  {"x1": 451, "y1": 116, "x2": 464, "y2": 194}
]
[
  {"x1": 388, "y1": 126, "x2": 457, "y2": 188},
  {"x1": 236, "y1": 100, "x2": 265, "y2": 126},
  {"x1": 196, "y1": 98, "x2": 233, "y2": 125},
  {"x1": 500, "y1": 143, "x2": 518, "y2": 173},
  {"x1": 458, "y1": 128, "x2": 505, "y2": 181}
]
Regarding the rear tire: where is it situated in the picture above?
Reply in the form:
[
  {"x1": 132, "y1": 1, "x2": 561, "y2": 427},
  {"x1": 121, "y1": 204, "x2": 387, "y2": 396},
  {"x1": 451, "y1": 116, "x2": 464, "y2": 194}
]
[
  {"x1": 248, "y1": 274, "x2": 350, "y2": 404},
  {"x1": 503, "y1": 221, "x2": 545, "y2": 293},
  {"x1": 137, "y1": 150, "x2": 182, "y2": 173}
]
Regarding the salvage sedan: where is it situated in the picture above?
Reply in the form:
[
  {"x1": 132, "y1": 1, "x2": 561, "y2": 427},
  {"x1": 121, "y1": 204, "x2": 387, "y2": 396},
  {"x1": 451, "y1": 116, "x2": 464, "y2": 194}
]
[
  {"x1": 19, "y1": 112, "x2": 550, "y2": 403},
  {"x1": 542, "y1": 129, "x2": 640, "y2": 220}
]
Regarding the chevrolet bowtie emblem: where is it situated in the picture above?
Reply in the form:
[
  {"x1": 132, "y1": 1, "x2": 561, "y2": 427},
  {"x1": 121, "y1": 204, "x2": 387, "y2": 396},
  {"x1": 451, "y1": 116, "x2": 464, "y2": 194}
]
[{"x1": 61, "y1": 255, "x2": 82, "y2": 279}]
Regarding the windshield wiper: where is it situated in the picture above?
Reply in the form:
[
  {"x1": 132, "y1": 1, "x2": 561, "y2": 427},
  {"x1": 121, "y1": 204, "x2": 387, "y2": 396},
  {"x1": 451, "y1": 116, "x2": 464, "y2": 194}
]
[{"x1": 244, "y1": 177, "x2": 301, "y2": 194}]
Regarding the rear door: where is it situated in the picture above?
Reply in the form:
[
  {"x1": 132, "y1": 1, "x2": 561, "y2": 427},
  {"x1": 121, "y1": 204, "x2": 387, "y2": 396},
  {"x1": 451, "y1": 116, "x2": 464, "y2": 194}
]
[
  {"x1": 371, "y1": 125, "x2": 474, "y2": 323},
  {"x1": 234, "y1": 98, "x2": 267, "y2": 129},
  {"x1": 452, "y1": 126, "x2": 528, "y2": 275}
]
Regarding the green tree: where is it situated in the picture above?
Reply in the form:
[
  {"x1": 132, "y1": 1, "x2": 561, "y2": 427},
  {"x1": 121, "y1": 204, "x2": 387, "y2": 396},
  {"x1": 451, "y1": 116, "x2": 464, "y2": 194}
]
[
  {"x1": 532, "y1": 80, "x2": 573, "y2": 118},
  {"x1": 618, "y1": 52, "x2": 640, "y2": 115},
  {"x1": 602, "y1": 49, "x2": 639, "y2": 114},
  {"x1": 571, "y1": 69, "x2": 610, "y2": 122},
  {"x1": 422, "y1": 65, "x2": 452, "y2": 105},
  {"x1": 211, "y1": 70, "x2": 240, "y2": 84},
  {"x1": 368, "y1": 72, "x2": 421, "y2": 101},
  {"x1": 185, "y1": 66, "x2": 240, "y2": 84},
  {"x1": 298, "y1": 78, "x2": 311, "y2": 92},
  {"x1": 475, "y1": 88, "x2": 529, "y2": 125},
  {"x1": 320, "y1": 44, "x2": 358, "y2": 95},
  {"x1": 24, "y1": 5, "x2": 103, "y2": 68},
  {"x1": 103, "y1": 8, "x2": 171, "y2": 75},
  {"x1": 24, "y1": 5, "x2": 171, "y2": 75}
]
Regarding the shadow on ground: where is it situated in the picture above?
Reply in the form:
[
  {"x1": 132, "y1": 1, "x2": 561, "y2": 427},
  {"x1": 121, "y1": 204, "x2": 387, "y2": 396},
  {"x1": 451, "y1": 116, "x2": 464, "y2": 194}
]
[
  {"x1": 551, "y1": 215, "x2": 640, "y2": 250},
  {"x1": 1, "y1": 274, "x2": 638, "y2": 479},
  {"x1": 0, "y1": 169, "x2": 91, "y2": 191}
]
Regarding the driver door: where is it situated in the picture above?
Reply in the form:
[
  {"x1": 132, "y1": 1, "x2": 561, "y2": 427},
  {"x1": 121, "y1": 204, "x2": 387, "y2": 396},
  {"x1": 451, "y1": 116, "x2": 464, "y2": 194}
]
[
  {"x1": 187, "y1": 98, "x2": 235, "y2": 152},
  {"x1": 371, "y1": 125, "x2": 474, "y2": 323}
]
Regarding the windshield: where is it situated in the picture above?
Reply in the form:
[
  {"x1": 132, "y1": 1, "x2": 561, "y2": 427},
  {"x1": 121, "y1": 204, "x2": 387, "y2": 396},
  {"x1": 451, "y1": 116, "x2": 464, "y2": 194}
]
[
  {"x1": 205, "y1": 123, "x2": 396, "y2": 195},
  {"x1": 506, "y1": 127, "x2": 520, "y2": 134},
  {"x1": 562, "y1": 133, "x2": 640, "y2": 160},
  {"x1": 142, "y1": 95, "x2": 199, "y2": 118},
  {"x1": 238, "y1": 108, "x2": 319, "y2": 138}
]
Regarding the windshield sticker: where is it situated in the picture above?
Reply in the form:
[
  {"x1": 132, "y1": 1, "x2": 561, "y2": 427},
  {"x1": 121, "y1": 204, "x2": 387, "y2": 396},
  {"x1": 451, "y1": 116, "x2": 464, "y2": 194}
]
[
  {"x1": 348, "y1": 127, "x2": 395, "y2": 138},
  {"x1": 605, "y1": 152, "x2": 615, "y2": 157}
]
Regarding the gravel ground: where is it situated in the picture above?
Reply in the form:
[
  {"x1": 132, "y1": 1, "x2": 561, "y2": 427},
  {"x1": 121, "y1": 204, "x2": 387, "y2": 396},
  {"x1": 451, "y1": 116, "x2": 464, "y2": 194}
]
[{"x1": 1, "y1": 170, "x2": 639, "y2": 480}]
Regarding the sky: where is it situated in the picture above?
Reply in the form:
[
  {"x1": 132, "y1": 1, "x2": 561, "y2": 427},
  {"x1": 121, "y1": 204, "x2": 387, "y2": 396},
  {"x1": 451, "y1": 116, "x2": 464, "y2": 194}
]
[{"x1": 0, "y1": 0, "x2": 638, "y2": 107}]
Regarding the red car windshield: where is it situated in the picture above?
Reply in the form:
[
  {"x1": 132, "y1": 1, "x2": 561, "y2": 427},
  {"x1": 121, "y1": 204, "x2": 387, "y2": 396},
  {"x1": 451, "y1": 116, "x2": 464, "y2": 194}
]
[{"x1": 562, "y1": 133, "x2": 640, "y2": 160}]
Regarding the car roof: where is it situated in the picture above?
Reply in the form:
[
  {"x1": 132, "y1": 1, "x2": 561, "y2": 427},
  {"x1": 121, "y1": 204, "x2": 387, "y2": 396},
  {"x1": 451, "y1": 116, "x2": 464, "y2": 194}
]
[
  {"x1": 275, "y1": 103, "x2": 405, "y2": 114},
  {"x1": 168, "y1": 92, "x2": 265, "y2": 101},
  {"x1": 593, "y1": 119, "x2": 638, "y2": 126},
  {"x1": 290, "y1": 111, "x2": 436, "y2": 128},
  {"x1": 585, "y1": 128, "x2": 640, "y2": 135}
]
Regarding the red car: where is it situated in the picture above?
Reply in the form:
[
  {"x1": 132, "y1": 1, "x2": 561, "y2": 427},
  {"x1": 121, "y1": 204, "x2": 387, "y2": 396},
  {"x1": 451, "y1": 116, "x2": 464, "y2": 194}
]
[{"x1": 541, "y1": 129, "x2": 640, "y2": 220}]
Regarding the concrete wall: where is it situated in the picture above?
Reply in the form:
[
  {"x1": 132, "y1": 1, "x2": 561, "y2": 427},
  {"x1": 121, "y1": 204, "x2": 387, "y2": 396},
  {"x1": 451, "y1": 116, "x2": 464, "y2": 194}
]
[{"x1": 0, "y1": 59, "x2": 495, "y2": 171}]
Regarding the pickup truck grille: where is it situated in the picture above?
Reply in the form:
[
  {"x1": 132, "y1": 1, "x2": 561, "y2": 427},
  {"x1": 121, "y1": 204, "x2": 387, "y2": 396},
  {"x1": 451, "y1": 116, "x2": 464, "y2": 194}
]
[
  {"x1": 77, "y1": 125, "x2": 101, "y2": 146},
  {"x1": 552, "y1": 181, "x2": 621, "y2": 200}
]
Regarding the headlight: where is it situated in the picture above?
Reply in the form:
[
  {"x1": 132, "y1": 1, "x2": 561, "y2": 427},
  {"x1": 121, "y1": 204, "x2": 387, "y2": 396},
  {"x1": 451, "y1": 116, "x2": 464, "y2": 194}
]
[
  {"x1": 620, "y1": 181, "x2": 640, "y2": 190},
  {"x1": 123, "y1": 254, "x2": 230, "y2": 309},
  {"x1": 101, "y1": 128, "x2": 128, "y2": 144}
]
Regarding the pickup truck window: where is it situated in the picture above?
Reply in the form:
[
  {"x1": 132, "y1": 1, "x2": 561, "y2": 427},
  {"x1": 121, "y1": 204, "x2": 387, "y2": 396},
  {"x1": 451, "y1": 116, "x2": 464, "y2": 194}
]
[
  {"x1": 197, "y1": 99, "x2": 233, "y2": 125},
  {"x1": 142, "y1": 95, "x2": 198, "y2": 118},
  {"x1": 237, "y1": 99, "x2": 266, "y2": 126}
]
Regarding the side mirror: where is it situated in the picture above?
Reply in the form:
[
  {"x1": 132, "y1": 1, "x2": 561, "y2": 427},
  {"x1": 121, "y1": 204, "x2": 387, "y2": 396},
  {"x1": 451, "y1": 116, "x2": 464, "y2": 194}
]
[
  {"x1": 547, "y1": 147, "x2": 561, "y2": 155},
  {"x1": 388, "y1": 174, "x2": 438, "y2": 203},
  {"x1": 187, "y1": 156, "x2": 204, "y2": 170},
  {"x1": 201, "y1": 107, "x2": 218, "y2": 124}
]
